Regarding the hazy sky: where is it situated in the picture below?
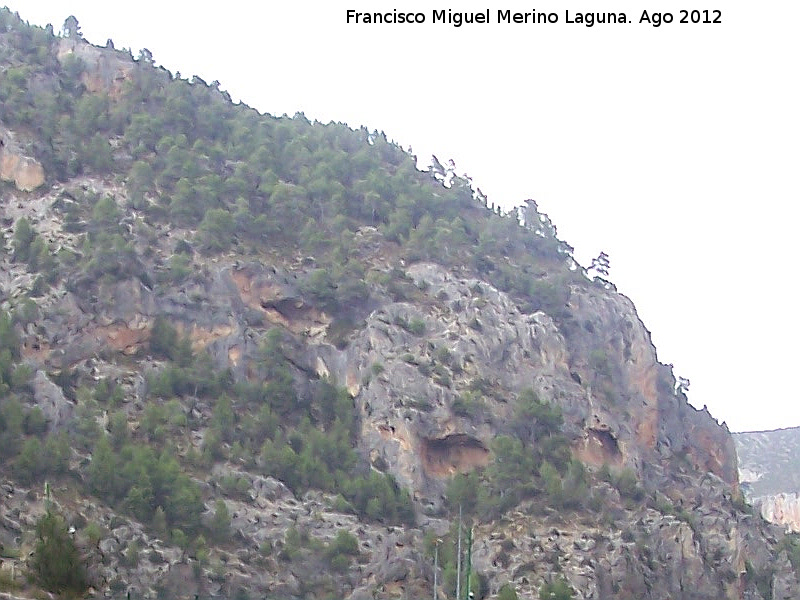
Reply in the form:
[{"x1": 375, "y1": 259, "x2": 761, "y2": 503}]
[{"x1": 11, "y1": 1, "x2": 800, "y2": 432}]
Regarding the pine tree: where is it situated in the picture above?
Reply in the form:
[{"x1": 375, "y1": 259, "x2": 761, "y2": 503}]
[
  {"x1": 589, "y1": 251, "x2": 610, "y2": 278},
  {"x1": 31, "y1": 511, "x2": 89, "y2": 594}
]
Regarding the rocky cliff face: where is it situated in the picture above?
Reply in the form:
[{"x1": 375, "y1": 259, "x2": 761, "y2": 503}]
[
  {"x1": 0, "y1": 124, "x2": 45, "y2": 192},
  {"x1": 0, "y1": 20, "x2": 797, "y2": 600},
  {"x1": 735, "y1": 427, "x2": 800, "y2": 532},
  {"x1": 0, "y1": 175, "x2": 792, "y2": 599}
]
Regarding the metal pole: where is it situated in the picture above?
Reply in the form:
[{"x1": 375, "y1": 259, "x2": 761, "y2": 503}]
[
  {"x1": 433, "y1": 541, "x2": 439, "y2": 600},
  {"x1": 456, "y1": 505, "x2": 462, "y2": 600},
  {"x1": 464, "y1": 527, "x2": 473, "y2": 600}
]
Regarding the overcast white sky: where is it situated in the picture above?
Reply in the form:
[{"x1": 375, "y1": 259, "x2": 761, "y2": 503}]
[{"x1": 12, "y1": 1, "x2": 800, "y2": 432}]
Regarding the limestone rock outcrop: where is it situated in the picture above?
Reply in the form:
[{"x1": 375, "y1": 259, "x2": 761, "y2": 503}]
[
  {"x1": 0, "y1": 125, "x2": 45, "y2": 192},
  {"x1": 735, "y1": 427, "x2": 800, "y2": 531},
  {"x1": 0, "y1": 24, "x2": 794, "y2": 600}
]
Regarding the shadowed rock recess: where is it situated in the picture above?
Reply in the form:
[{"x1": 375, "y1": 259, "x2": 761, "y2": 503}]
[{"x1": 0, "y1": 9, "x2": 797, "y2": 600}]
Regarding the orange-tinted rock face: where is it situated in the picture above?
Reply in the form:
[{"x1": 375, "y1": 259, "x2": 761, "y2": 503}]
[
  {"x1": 230, "y1": 268, "x2": 329, "y2": 334},
  {"x1": 630, "y1": 362, "x2": 660, "y2": 451},
  {"x1": 576, "y1": 427, "x2": 623, "y2": 467},
  {"x1": 228, "y1": 345, "x2": 242, "y2": 367},
  {"x1": 0, "y1": 149, "x2": 45, "y2": 191},
  {"x1": 377, "y1": 424, "x2": 411, "y2": 452},
  {"x1": 758, "y1": 494, "x2": 800, "y2": 532},
  {"x1": 92, "y1": 321, "x2": 235, "y2": 357},
  {"x1": 230, "y1": 269, "x2": 269, "y2": 311},
  {"x1": 686, "y1": 413, "x2": 739, "y2": 490},
  {"x1": 420, "y1": 434, "x2": 489, "y2": 477},
  {"x1": 186, "y1": 323, "x2": 234, "y2": 352},
  {"x1": 96, "y1": 323, "x2": 149, "y2": 354},
  {"x1": 59, "y1": 37, "x2": 134, "y2": 101},
  {"x1": 21, "y1": 338, "x2": 51, "y2": 363},
  {"x1": 564, "y1": 287, "x2": 739, "y2": 490},
  {"x1": 80, "y1": 65, "x2": 133, "y2": 100}
]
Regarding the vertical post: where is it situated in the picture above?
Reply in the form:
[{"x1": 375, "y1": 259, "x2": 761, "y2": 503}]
[
  {"x1": 464, "y1": 527, "x2": 473, "y2": 600},
  {"x1": 456, "y1": 504, "x2": 462, "y2": 600},
  {"x1": 433, "y1": 541, "x2": 439, "y2": 600}
]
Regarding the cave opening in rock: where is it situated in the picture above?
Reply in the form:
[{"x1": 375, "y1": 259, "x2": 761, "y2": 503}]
[
  {"x1": 262, "y1": 297, "x2": 309, "y2": 321},
  {"x1": 420, "y1": 434, "x2": 489, "y2": 477},
  {"x1": 590, "y1": 428, "x2": 622, "y2": 463}
]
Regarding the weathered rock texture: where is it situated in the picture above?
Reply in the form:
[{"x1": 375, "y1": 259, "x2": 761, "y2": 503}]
[
  {"x1": 0, "y1": 124, "x2": 45, "y2": 191},
  {"x1": 57, "y1": 37, "x2": 135, "y2": 100},
  {"x1": 1, "y1": 216, "x2": 791, "y2": 599},
  {"x1": 735, "y1": 427, "x2": 800, "y2": 532},
  {"x1": 0, "y1": 29, "x2": 796, "y2": 600}
]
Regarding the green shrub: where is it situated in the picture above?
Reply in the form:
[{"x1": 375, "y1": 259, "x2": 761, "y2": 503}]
[
  {"x1": 14, "y1": 437, "x2": 44, "y2": 484},
  {"x1": 12, "y1": 217, "x2": 36, "y2": 263},
  {"x1": 407, "y1": 317, "x2": 426, "y2": 335},
  {"x1": 744, "y1": 560, "x2": 774, "y2": 600},
  {"x1": 539, "y1": 577, "x2": 573, "y2": 600},
  {"x1": 93, "y1": 377, "x2": 125, "y2": 406},
  {"x1": 30, "y1": 511, "x2": 89, "y2": 595},
  {"x1": 498, "y1": 584, "x2": 518, "y2": 600},
  {"x1": 589, "y1": 349, "x2": 611, "y2": 378},
  {"x1": 83, "y1": 521, "x2": 104, "y2": 546},
  {"x1": 445, "y1": 472, "x2": 481, "y2": 515},
  {"x1": 124, "y1": 540, "x2": 140, "y2": 567},
  {"x1": 301, "y1": 269, "x2": 338, "y2": 310},
  {"x1": 198, "y1": 208, "x2": 235, "y2": 252},
  {"x1": 513, "y1": 389, "x2": 563, "y2": 440},
  {"x1": 23, "y1": 406, "x2": 48, "y2": 434},
  {"x1": 149, "y1": 316, "x2": 193, "y2": 366},
  {"x1": 0, "y1": 312, "x2": 20, "y2": 360},
  {"x1": 528, "y1": 279, "x2": 570, "y2": 317},
  {"x1": 88, "y1": 436, "x2": 204, "y2": 536},
  {"x1": 259, "y1": 540, "x2": 273, "y2": 557},
  {"x1": 219, "y1": 474, "x2": 251, "y2": 500},
  {"x1": 342, "y1": 472, "x2": 416, "y2": 525},
  {"x1": 279, "y1": 526, "x2": 302, "y2": 562},
  {"x1": 778, "y1": 533, "x2": 800, "y2": 575},
  {"x1": 675, "y1": 507, "x2": 698, "y2": 533},
  {"x1": 613, "y1": 468, "x2": 644, "y2": 502},
  {"x1": 540, "y1": 460, "x2": 565, "y2": 508},
  {"x1": 43, "y1": 432, "x2": 71, "y2": 475},
  {"x1": 451, "y1": 391, "x2": 482, "y2": 418},
  {"x1": 329, "y1": 553, "x2": 350, "y2": 573},
  {"x1": 327, "y1": 529, "x2": 359, "y2": 557},
  {"x1": 210, "y1": 499, "x2": 231, "y2": 543}
]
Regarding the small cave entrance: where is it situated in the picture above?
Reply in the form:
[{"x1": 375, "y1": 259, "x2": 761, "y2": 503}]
[
  {"x1": 421, "y1": 434, "x2": 489, "y2": 477},
  {"x1": 586, "y1": 427, "x2": 622, "y2": 465},
  {"x1": 261, "y1": 297, "x2": 309, "y2": 321}
]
